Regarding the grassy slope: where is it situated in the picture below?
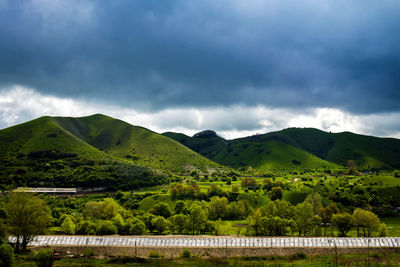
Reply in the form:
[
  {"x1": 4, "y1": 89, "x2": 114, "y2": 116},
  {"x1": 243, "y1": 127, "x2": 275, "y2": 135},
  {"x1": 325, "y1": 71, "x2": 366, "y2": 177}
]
[
  {"x1": 0, "y1": 114, "x2": 220, "y2": 173},
  {"x1": 271, "y1": 128, "x2": 400, "y2": 169},
  {"x1": 212, "y1": 139, "x2": 338, "y2": 170},
  {"x1": 54, "y1": 114, "x2": 219, "y2": 172},
  {"x1": 0, "y1": 114, "x2": 221, "y2": 189},
  {"x1": 163, "y1": 131, "x2": 227, "y2": 158},
  {"x1": 165, "y1": 127, "x2": 400, "y2": 170},
  {"x1": 0, "y1": 116, "x2": 108, "y2": 159},
  {"x1": 164, "y1": 130, "x2": 338, "y2": 170},
  {"x1": 0, "y1": 116, "x2": 168, "y2": 189}
]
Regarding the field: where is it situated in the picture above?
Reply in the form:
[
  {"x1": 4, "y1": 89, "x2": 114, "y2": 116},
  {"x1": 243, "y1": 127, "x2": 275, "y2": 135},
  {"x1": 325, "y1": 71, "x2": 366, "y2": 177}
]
[{"x1": 14, "y1": 253, "x2": 400, "y2": 266}]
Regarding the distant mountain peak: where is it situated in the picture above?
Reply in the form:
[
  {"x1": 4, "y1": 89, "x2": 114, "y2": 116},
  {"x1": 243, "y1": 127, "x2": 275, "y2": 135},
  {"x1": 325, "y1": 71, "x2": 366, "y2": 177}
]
[{"x1": 193, "y1": 130, "x2": 219, "y2": 138}]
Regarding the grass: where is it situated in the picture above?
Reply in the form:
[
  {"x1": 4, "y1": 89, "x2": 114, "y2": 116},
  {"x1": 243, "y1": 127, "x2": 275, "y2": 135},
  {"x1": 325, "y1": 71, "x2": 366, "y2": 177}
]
[
  {"x1": 166, "y1": 126, "x2": 400, "y2": 170},
  {"x1": 53, "y1": 114, "x2": 221, "y2": 173},
  {"x1": 0, "y1": 114, "x2": 227, "y2": 190},
  {"x1": 213, "y1": 140, "x2": 339, "y2": 170},
  {"x1": 381, "y1": 217, "x2": 400, "y2": 236},
  {"x1": 14, "y1": 252, "x2": 400, "y2": 266}
]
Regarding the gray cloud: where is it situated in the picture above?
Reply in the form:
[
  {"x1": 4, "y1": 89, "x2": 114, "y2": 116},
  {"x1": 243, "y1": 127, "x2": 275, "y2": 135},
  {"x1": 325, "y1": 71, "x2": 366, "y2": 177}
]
[
  {"x1": 0, "y1": 0, "x2": 399, "y2": 114},
  {"x1": 2, "y1": 87, "x2": 400, "y2": 140}
]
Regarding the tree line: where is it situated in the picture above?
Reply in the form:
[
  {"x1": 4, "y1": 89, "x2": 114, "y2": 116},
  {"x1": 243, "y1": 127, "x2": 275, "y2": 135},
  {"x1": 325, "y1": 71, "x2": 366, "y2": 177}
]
[{"x1": 0, "y1": 186, "x2": 388, "y2": 253}]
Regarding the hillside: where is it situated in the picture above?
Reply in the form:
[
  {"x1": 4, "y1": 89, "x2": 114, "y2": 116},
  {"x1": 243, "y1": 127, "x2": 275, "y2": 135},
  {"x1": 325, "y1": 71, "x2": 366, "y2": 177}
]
[
  {"x1": 256, "y1": 128, "x2": 400, "y2": 169},
  {"x1": 163, "y1": 128, "x2": 400, "y2": 170},
  {"x1": 0, "y1": 114, "x2": 220, "y2": 190},
  {"x1": 51, "y1": 114, "x2": 218, "y2": 172},
  {"x1": 163, "y1": 130, "x2": 337, "y2": 170},
  {"x1": 163, "y1": 130, "x2": 227, "y2": 159}
]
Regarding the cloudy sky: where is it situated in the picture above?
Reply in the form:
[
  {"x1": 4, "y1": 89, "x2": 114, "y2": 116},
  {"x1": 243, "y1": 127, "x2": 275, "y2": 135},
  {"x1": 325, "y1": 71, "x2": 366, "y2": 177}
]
[{"x1": 0, "y1": 0, "x2": 399, "y2": 139}]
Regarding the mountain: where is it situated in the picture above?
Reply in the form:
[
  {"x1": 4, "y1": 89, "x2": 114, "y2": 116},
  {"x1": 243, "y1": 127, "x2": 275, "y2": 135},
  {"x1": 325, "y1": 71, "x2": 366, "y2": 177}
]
[
  {"x1": 163, "y1": 130, "x2": 337, "y2": 170},
  {"x1": 262, "y1": 128, "x2": 400, "y2": 169},
  {"x1": 0, "y1": 114, "x2": 219, "y2": 190},
  {"x1": 163, "y1": 128, "x2": 400, "y2": 170},
  {"x1": 163, "y1": 130, "x2": 227, "y2": 159}
]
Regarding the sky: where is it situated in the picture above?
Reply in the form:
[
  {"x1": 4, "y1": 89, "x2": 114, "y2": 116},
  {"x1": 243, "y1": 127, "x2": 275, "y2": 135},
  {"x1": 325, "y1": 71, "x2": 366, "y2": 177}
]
[{"x1": 0, "y1": 0, "x2": 399, "y2": 139}]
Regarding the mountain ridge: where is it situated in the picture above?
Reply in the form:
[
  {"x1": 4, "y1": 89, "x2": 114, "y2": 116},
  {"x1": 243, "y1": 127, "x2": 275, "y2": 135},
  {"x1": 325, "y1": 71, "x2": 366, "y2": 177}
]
[
  {"x1": 0, "y1": 114, "x2": 221, "y2": 190},
  {"x1": 163, "y1": 127, "x2": 400, "y2": 170}
]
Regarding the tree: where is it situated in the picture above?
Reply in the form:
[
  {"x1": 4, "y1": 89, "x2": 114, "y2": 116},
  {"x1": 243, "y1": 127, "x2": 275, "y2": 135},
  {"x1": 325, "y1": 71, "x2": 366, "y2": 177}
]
[
  {"x1": 188, "y1": 203, "x2": 207, "y2": 234},
  {"x1": 208, "y1": 184, "x2": 222, "y2": 197},
  {"x1": 174, "y1": 200, "x2": 186, "y2": 214},
  {"x1": 83, "y1": 201, "x2": 103, "y2": 219},
  {"x1": 241, "y1": 177, "x2": 257, "y2": 190},
  {"x1": 378, "y1": 223, "x2": 388, "y2": 237},
  {"x1": 332, "y1": 212, "x2": 352, "y2": 236},
  {"x1": 61, "y1": 216, "x2": 76, "y2": 235},
  {"x1": 151, "y1": 216, "x2": 171, "y2": 235},
  {"x1": 319, "y1": 203, "x2": 339, "y2": 236},
  {"x1": 208, "y1": 196, "x2": 229, "y2": 220},
  {"x1": 127, "y1": 218, "x2": 146, "y2": 235},
  {"x1": 102, "y1": 198, "x2": 121, "y2": 220},
  {"x1": 141, "y1": 213, "x2": 157, "y2": 233},
  {"x1": 262, "y1": 178, "x2": 273, "y2": 191},
  {"x1": 168, "y1": 214, "x2": 187, "y2": 234},
  {"x1": 237, "y1": 199, "x2": 252, "y2": 219},
  {"x1": 249, "y1": 209, "x2": 263, "y2": 236},
  {"x1": 84, "y1": 198, "x2": 123, "y2": 220},
  {"x1": 270, "y1": 187, "x2": 283, "y2": 201},
  {"x1": 111, "y1": 214, "x2": 125, "y2": 234},
  {"x1": 305, "y1": 193, "x2": 323, "y2": 215},
  {"x1": 150, "y1": 202, "x2": 171, "y2": 218},
  {"x1": 295, "y1": 202, "x2": 314, "y2": 236},
  {"x1": 352, "y1": 208, "x2": 381, "y2": 237},
  {"x1": 0, "y1": 243, "x2": 14, "y2": 267},
  {"x1": 5, "y1": 192, "x2": 52, "y2": 251},
  {"x1": 96, "y1": 220, "x2": 117, "y2": 235},
  {"x1": 76, "y1": 220, "x2": 97, "y2": 235},
  {"x1": 347, "y1": 160, "x2": 357, "y2": 174}
]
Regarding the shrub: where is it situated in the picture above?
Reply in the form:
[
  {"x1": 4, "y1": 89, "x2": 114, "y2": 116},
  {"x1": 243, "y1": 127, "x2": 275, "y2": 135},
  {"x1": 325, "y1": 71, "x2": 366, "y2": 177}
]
[
  {"x1": 291, "y1": 252, "x2": 307, "y2": 260},
  {"x1": 96, "y1": 220, "x2": 118, "y2": 235},
  {"x1": 148, "y1": 251, "x2": 163, "y2": 258},
  {"x1": 108, "y1": 256, "x2": 144, "y2": 264},
  {"x1": 33, "y1": 248, "x2": 54, "y2": 267},
  {"x1": 129, "y1": 219, "x2": 146, "y2": 235},
  {"x1": 181, "y1": 249, "x2": 191, "y2": 258},
  {"x1": 0, "y1": 222, "x2": 7, "y2": 244},
  {"x1": 76, "y1": 220, "x2": 97, "y2": 235},
  {"x1": 0, "y1": 244, "x2": 14, "y2": 267},
  {"x1": 84, "y1": 248, "x2": 96, "y2": 258},
  {"x1": 61, "y1": 216, "x2": 76, "y2": 235}
]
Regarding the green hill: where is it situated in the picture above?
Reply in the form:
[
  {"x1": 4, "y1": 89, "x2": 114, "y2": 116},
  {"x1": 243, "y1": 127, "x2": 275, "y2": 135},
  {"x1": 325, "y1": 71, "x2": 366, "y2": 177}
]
[
  {"x1": 212, "y1": 139, "x2": 337, "y2": 170},
  {"x1": 0, "y1": 114, "x2": 220, "y2": 190},
  {"x1": 163, "y1": 128, "x2": 400, "y2": 170},
  {"x1": 163, "y1": 130, "x2": 338, "y2": 171},
  {"x1": 163, "y1": 130, "x2": 227, "y2": 159},
  {"x1": 263, "y1": 128, "x2": 400, "y2": 169},
  {"x1": 51, "y1": 114, "x2": 218, "y2": 172}
]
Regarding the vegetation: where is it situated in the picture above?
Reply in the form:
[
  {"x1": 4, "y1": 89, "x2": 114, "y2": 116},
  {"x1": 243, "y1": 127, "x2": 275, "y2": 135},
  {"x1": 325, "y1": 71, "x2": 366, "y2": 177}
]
[
  {"x1": 10, "y1": 252, "x2": 400, "y2": 266},
  {"x1": 1, "y1": 173, "x2": 396, "y2": 240},
  {"x1": 0, "y1": 114, "x2": 222, "y2": 190},
  {"x1": 4, "y1": 192, "x2": 52, "y2": 251},
  {"x1": 164, "y1": 127, "x2": 400, "y2": 170},
  {"x1": 1, "y1": 115, "x2": 400, "y2": 265},
  {"x1": 32, "y1": 248, "x2": 54, "y2": 267},
  {"x1": 0, "y1": 243, "x2": 14, "y2": 267}
]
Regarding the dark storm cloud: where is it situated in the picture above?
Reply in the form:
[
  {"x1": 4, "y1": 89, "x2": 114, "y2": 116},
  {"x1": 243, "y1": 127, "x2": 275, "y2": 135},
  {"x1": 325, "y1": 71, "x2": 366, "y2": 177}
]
[{"x1": 0, "y1": 0, "x2": 399, "y2": 113}]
